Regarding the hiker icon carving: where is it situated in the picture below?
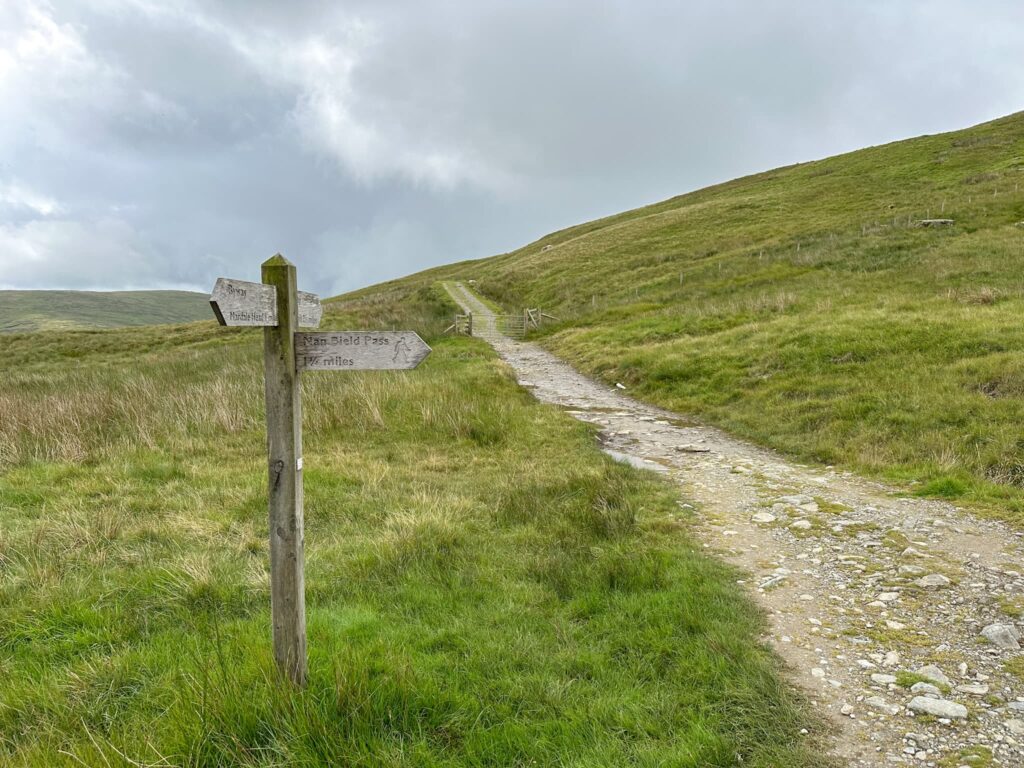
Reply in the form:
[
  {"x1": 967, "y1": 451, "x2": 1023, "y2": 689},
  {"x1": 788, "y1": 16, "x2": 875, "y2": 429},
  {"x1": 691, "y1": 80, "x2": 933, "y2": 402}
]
[{"x1": 392, "y1": 336, "x2": 411, "y2": 365}]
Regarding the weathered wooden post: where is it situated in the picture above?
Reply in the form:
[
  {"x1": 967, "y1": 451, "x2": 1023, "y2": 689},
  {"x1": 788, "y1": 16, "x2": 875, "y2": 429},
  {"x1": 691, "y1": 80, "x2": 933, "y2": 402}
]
[
  {"x1": 467, "y1": 312, "x2": 473, "y2": 336},
  {"x1": 209, "y1": 256, "x2": 430, "y2": 688},
  {"x1": 261, "y1": 255, "x2": 307, "y2": 686}
]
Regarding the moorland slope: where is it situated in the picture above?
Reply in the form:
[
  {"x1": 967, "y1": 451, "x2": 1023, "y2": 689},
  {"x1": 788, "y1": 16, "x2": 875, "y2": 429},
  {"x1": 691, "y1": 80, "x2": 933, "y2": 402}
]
[
  {"x1": 0, "y1": 290, "x2": 211, "y2": 332},
  {"x1": 358, "y1": 111, "x2": 1024, "y2": 519}
]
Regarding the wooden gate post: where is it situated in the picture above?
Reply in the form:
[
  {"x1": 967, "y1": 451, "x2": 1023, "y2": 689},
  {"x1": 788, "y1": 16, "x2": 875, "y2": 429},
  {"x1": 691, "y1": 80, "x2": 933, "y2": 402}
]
[
  {"x1": 467, "y1": 312, "x2": 473, "y2": 336},
  {"x1": 261, "y1": 254, "x2": 307, "y2": 686}
]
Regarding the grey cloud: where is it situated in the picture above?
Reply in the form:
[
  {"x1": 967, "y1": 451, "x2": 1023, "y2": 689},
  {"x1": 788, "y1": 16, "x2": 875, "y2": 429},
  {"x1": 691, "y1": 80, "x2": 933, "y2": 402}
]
[{"x1": 1, "y1": 0, "x2": 1022, "y2": 295}]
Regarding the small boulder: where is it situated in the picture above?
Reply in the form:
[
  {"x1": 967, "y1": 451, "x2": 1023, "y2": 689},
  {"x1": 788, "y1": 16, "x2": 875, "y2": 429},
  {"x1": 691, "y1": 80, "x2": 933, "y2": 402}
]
[
  {"x1": 981, "y1": 623, "x2": 1021, "y2": 650},
  {"x1": 915, "y1": 665, "x2": 951, "y2": 687},
  {"x1": 910, "y1": 682, "x2": 941, "y2": 696},
  {"x1": 956, "y1": 684, "x2": 989, "y2": 696},
  {"x1": 751, "y1": 512, "x2": 776, "y2": 524},
  {"x1": 865, "y1": 695, "x2": 900, "y2": 715},
  {"x1": 907, "y1": 696, "x2": 967, "y2": 720},
  {"x1": 778, "y1": 494, "x2": 814, "y2": 506},
  {"x1": 915, "y1": 574, "x2": 951, "y2": 589}
]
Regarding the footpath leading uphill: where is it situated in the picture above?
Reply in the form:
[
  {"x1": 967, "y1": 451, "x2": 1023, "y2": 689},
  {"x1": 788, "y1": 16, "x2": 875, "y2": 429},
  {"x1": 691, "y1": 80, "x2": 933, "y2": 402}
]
[{"x1": 447, "y1": 281, "x2": 1024, "y2": 767}]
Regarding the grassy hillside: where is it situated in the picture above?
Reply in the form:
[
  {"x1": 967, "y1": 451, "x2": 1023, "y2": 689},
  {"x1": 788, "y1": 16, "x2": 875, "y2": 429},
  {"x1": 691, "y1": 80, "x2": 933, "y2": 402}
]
[
  {"x1": 364, "y1": 111, "x2": 1024, "y2": 521},
  {"x1": 0, "y1": 290, "x2": 211, "y2": 332},
  {"x1": 0, "y1": 284, "x2": 822, "y2": 766}
]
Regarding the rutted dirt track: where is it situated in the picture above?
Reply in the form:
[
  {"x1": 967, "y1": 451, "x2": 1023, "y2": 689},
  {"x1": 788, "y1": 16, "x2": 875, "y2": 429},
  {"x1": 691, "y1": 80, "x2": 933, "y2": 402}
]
[{"x1": 447, "y1": 282, "x2": 1024, "y2": 767}]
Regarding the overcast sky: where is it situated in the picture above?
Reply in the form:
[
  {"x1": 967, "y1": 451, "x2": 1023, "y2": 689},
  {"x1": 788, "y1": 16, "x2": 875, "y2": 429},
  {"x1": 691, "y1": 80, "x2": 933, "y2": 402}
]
[{"x1": 1, "y1": 1, "x2": 1022, "y2": 296}]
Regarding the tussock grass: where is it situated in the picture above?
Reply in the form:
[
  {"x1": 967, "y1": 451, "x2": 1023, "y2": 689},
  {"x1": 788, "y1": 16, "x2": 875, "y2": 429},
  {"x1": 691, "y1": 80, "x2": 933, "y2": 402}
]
[{"x1": 0, "y1": 284, "x2": 822, "y2": 765}]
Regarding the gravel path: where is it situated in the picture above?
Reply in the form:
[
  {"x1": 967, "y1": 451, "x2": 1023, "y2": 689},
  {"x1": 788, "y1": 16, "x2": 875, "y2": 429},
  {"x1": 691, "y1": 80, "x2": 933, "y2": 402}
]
[{"x1": 446, "y1": 281, "x2": 1024, "y2": 767}]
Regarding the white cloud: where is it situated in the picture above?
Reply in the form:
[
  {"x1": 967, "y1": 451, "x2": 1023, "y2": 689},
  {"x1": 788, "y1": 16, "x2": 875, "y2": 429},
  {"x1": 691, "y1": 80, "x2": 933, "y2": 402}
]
[
  {"x1": 0, "y1": 217, "x2": 161, "y2": 288},
  {"x1": 0, "y1": 181, "x2": 62, "y2": 216}
]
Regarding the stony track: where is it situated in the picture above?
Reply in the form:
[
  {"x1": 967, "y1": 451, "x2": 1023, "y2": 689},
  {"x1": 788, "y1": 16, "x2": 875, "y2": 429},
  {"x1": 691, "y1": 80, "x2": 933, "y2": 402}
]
[{"x1": 446, "y1": 281, "x2": 1024, "y2": 767}]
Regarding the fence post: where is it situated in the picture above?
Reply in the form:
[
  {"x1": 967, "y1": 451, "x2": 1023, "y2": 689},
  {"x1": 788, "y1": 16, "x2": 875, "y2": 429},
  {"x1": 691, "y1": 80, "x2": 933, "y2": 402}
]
[
  {"x1": 261, "y1": 254, "x2": 307, "y2": 687},
  {"x1": 468, "y1": 312, "x2": 473, "y2": 336}
]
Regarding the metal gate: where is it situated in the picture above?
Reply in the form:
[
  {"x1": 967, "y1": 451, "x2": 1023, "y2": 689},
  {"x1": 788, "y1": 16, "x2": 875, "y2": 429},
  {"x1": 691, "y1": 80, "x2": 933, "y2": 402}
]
[{"x1": 494, "y1": 314, "x2": 528, "y2": 339}]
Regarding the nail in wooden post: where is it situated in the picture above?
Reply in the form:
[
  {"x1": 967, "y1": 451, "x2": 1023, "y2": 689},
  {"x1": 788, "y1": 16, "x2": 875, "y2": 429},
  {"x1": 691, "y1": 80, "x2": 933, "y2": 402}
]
[{"x1": 261, "y1": 254, "x2": 307, "y2": 687}]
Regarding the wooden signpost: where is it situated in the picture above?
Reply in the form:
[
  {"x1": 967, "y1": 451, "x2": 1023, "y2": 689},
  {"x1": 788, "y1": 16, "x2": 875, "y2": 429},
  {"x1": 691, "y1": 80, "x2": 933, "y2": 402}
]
[{"x1": 210, "y1": 255, "x2": 430, "y2": 686}]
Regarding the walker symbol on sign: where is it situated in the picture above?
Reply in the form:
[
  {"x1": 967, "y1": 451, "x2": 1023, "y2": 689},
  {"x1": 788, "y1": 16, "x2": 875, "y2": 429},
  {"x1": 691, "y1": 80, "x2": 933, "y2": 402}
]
[
  {"x1": 210, "y1": 255, "x2": 431, "y2": 687},
  {"x1": 392, "y1": 336, "x2": 410, "y2": 364}
]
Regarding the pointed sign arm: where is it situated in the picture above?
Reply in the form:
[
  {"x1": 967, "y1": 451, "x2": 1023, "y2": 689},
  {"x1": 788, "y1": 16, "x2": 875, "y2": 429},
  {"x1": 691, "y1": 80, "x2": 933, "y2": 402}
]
[
  {"x1": 295, "y1": 331, "x2": 431, "y2": 371},
  {"x1": 210, "y1": 277, "x2": 322, "y2": 328}
]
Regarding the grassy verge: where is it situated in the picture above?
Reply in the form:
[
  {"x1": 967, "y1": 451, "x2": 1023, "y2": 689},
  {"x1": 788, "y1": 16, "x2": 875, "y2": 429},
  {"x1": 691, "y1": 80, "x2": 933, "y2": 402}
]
[{"x1": 0, "y1": 285, "x2": 823, "y2": 766}]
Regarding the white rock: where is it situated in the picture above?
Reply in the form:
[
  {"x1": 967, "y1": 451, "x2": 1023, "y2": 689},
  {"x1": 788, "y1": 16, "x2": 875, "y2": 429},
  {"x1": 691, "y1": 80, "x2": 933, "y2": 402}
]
[
  {"x1": 898, "y1": 565, "x2": 926, "y2": 576},
  {"x1": 956, "y1": 684, "x2": 989, "y2": 696},
  {"x1": 915, "y1": 664, "x2": 951, "y2": 687},
  {"x1": 840, "y1": 703, "x2": 855, "y2": 716},
  {"x1": 871, "y1": 673, "x2": 897, "y2": 685},
  {"x1": 778, "y1": 494, "x2": 814, "y2": 506},
  {"x1": 790, "y1": 519, "x2": 813, "y2": 531},
  {"x1": 865, "y1": 695, "x2": 900, "y2": 715},
  {"x1": 882, "y1": 651, "x2": 900, "y2": 667},
  {"x1": 751, "y1": 512, "x2": 777, "y2": 524},
  {"x1": 910, "y1": 682, "x2": 941, "y2": 696},
  {"x1": 1007, "y1": 719, "x2": 1024, "y2": 736},
  {"x1": 907, "y1": 696, "x2": 967, "y2": 719},
  {"x1": 981, "y1": 623, "x2": 1021, "y2": 650},
  {"x1": 811, "y1": 667, "x2": 826, "y2": 678},
  {"x1": 915, "y1": 574, "x2": 951, "y2": 589},
  {"x1": 885, "y1": 620, "x2": 907, "y2": 630},
  {"x1": 877, "y1": 592, "x2": 900, "y2": 603}
]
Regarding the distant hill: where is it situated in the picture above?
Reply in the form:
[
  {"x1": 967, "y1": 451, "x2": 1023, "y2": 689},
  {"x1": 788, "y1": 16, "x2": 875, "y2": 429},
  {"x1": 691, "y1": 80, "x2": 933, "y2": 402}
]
[{"x1": 0, "y1": 290, "x2": 212, "y2": 332}]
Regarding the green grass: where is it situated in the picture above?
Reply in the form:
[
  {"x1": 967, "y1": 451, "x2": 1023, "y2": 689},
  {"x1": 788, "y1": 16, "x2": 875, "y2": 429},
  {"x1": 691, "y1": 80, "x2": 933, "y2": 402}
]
[
  {"x1": 356, "y1": 111, "x2": 1024, "y2": 523},
  {"x1": 0, "y1": 290, "x2": 212, "y2": 332},
  {"x1": 0, "y1": 283, "x2": 823, "y2": 766}
]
